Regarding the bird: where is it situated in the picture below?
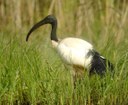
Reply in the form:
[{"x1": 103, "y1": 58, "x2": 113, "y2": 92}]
[{"x1": 26, "y1": 15, "x2": 113, "y2": 85}]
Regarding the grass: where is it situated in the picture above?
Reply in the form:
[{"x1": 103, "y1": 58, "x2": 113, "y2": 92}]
[
  {"x1": 0, "y1": 0, "x2": 128, "y2": 104},
  {"x1": 0, "y1": 28, "x2": 128, "y2": 105}
]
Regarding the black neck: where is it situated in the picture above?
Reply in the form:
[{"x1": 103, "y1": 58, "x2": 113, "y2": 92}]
[{"x1": 51, "y1": 21, "x2": 58, "y2": 42}]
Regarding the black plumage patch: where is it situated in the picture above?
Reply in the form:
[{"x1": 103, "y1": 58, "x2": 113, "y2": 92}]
[{"x1": 89, "y1": 50, "x2": 114, "y2": 76}]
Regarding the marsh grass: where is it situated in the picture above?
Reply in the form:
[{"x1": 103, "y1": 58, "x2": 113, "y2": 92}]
[
  {"x1": 0, "y1": 1, "x2": 128, "y2": 104},
  {"x1": 0, "y1": 27, "x2": 128, "y2": 105}
]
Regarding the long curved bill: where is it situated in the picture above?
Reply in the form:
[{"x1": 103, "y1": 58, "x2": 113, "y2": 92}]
[{"x1": 26, "y1": 19, "x2": 47, "y2": 41}]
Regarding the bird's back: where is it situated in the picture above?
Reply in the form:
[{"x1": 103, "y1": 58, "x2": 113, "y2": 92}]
[{"x1": 60, "y1": 37, "x2": 93, "y2": 50}]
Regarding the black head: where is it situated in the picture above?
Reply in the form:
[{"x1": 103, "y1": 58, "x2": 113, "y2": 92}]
[
  {"x1": 43, "y1": 15, "x2": 57, "y2": 24},
  {"x1": 26, "y1": 15, "x2": 57, "y2": 41}
]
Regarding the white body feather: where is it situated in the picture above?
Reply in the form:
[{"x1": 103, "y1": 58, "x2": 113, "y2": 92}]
[{"x1": 52, "y1": 37, "x2": 93, "y2": 69}]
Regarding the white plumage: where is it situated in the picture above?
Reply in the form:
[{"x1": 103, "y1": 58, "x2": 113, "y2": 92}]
[
  {"x1": 26, "y1": 15, "x2": 113, "y2": 85},
  {"x1": 55, "y1": 38, "x2": 93, "y2": 68}
]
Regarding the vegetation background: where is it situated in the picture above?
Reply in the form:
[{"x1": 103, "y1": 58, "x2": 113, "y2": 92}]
[{"x1": 0, "y1": 0, "x2": 128, "y2": 105}]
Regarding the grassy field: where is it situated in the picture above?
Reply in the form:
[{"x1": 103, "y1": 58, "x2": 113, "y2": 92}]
[
  {"x1": 0, "y1": 25, "x2": 128, "y2": 105},
  {"x1": 0, "y1": 1, "x2": 128, "y2": 104}
]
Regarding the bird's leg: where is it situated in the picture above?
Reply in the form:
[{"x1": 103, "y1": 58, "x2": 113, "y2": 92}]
[
  {"x1": 72, "y1": 65, "x2": 85, "y2": 88},
  {"x1": 71, "y1": 65, "x2": 85, "y2": 103},
  {"x1": 73, "y1": 73, "x2": 77, "y2": 89},
  {"x1": 70, "y1": 69, "x2": 76, "y2": 89},
  {"x1": 70, "y1": 69, "x2": 77, "y2": 102}
]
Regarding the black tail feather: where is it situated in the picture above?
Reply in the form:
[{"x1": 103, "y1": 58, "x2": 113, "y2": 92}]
[{"x1": 89, "y1": 50, "x2": 114, "y2": 76}]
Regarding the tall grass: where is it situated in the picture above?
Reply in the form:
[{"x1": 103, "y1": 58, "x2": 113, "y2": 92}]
[
  {"x1": 0, "y1": 26, "x2": 128, "y2": 105},
  {"x1": 0, "y1": 0, "x2": 128, "y2": 105}
]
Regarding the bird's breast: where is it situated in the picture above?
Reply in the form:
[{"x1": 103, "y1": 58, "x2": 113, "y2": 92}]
[{"x1": 57, "y1": 43, "x2": 93, "y2": 69}]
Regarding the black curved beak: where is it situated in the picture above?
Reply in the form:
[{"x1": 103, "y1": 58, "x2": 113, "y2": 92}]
[{"x1": 26, "y1": 18, "x2": 48, "y2": 41}]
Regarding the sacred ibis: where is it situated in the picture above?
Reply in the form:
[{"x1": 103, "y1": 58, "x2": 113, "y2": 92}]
[{"x1": 26, "y1": 15, "x2": 113, "y2": 84}]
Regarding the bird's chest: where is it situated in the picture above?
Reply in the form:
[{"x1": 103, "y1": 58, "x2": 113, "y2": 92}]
[{"x1": 56, "y1": 44, "x2": 92, "y2": 68}]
